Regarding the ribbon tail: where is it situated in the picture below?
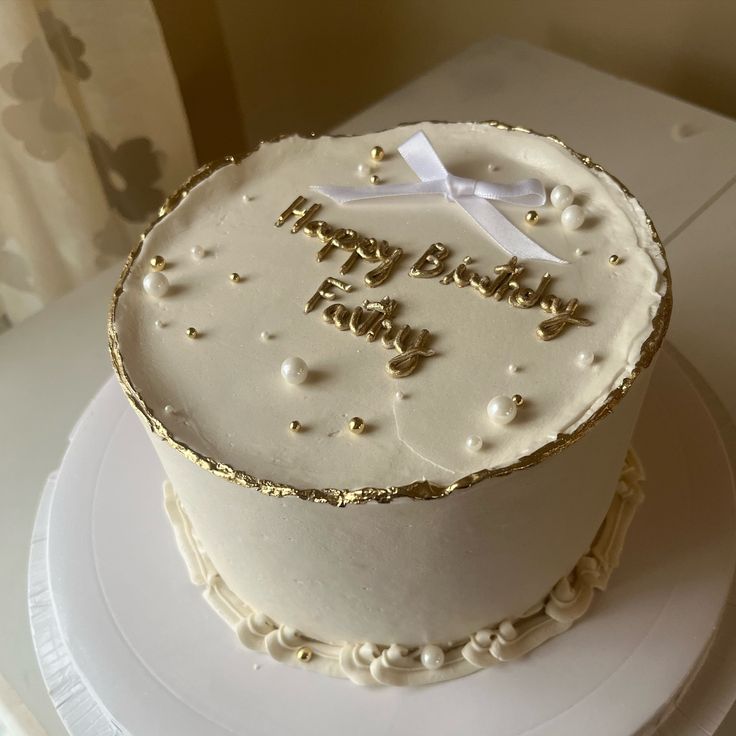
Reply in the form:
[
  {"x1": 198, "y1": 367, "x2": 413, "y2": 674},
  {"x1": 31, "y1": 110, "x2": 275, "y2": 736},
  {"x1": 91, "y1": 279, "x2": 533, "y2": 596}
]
[
  {"x1": 458, "y1": 197, "x2": 567, "y2": 264},
  {"x1": 311, "y1": 181, "x2": 446, "y2": 204},
  {"x1": 397, "y1": 131, "x2": 449, "y2": 181},
  {"x1": 474, "y1": 178, "x2": 547, "y2": 207}
]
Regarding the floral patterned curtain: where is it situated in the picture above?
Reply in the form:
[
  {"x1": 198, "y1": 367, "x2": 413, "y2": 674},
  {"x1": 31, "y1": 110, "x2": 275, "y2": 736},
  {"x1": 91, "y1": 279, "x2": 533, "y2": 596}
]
[{"x1": 0, "y1": 0, "x2": 196, "y2": 331}]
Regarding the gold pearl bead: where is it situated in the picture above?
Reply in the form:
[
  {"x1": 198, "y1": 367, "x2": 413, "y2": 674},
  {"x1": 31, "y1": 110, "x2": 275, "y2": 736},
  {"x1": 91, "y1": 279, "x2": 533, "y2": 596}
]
[
  {"x1": 229, "y1": 272, "x2": 241, "y2": 282},
  {"x1": 186, "y1": 327, "x2": 198, "y2": 339},
  {"x1": 512, "y1": 394, "x2": 524, "y2": 406},
  {"x1": 370, "y1": 145, "x2": 385, "y2": 161},
  {"x1": 369, "y1": 174, "x2": 380, "y2": 185},
  {"x1": 150, "y1": 255, "x2": 166, "y2": 271},
  {"x1": 289, "y1": 420, "x2": 302, "y2": 433},
  {"x1": 348, "y1": 417, "x2": 365, "y2": 434},
  {"x1": 296, "y1": 646, "x2": 313, "y2": 662},
  {"x1": 609, "y1": 254, "x2": 620, "y2": 265},
  {"x1": 525, "y1": 210, "x2": 539, "y2": 225}
]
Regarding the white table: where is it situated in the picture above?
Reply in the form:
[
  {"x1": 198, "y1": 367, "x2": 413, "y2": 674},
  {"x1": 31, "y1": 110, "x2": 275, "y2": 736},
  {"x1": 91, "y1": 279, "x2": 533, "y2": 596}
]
[{"x1": 3, "y1": 37, "x2": 736, "y2": 735}]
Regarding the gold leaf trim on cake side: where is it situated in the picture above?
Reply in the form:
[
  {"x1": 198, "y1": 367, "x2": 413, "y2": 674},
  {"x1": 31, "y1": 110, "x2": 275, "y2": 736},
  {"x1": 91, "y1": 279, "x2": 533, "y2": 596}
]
[
  {"x1": 162, "y1": 450, "x2": 645, "y2": 686},
  {"x1": 108, "y1": 122, "x2": 672, "y2": 506}
]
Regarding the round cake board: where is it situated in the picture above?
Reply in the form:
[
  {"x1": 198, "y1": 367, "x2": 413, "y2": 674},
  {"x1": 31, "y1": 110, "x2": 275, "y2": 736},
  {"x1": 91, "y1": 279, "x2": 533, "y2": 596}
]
[{"x1": 40, "y1": 348, "x2": 736, "y2": 736}]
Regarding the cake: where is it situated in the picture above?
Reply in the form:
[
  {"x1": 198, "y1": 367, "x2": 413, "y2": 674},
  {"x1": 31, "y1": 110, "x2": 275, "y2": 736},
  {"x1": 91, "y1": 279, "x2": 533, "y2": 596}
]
[{"x1": 108, "y1": 121, "x2": 671, "y2": 686}]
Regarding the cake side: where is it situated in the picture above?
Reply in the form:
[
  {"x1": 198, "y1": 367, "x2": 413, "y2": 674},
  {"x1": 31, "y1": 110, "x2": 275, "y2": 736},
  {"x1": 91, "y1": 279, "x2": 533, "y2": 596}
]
[
  {"x1": 162, "y1": 450, "x2": 645, "y2": 686},
  {"x1": 149, "y1": 366, "x2": 651, "y2": 649},
  {"x1": 109, "y1": 121, "x2": 671, "y2": 502}
]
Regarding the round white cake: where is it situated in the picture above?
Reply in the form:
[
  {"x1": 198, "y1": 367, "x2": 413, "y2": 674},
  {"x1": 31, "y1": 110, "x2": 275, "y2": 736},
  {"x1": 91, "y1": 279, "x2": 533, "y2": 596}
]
[{"x1": 109, "y1": 121, "x2": 671, "y2": 685}]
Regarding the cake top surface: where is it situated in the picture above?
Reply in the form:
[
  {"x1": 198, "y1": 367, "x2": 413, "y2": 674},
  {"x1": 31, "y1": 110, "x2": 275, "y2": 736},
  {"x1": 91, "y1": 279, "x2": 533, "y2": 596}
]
[{"x1": 110, "y1": 121, "x2": 670, "y2": 502}]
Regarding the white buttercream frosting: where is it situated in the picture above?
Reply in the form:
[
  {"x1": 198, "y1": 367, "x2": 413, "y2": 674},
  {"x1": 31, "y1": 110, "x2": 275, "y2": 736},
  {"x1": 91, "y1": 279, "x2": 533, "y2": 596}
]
[
  {"x1": 113, "y1": 122, "x2": 668, "y2": 491},
  {"x1": 163, "y1": 450, "x2": 644, "y2": 686}
]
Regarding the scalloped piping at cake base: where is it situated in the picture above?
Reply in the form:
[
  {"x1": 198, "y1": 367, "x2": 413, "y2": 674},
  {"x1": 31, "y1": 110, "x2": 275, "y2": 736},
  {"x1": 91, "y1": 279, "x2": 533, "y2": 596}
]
[{"x1": 163, "y1": 450, "x2": 644, "y2": 687}]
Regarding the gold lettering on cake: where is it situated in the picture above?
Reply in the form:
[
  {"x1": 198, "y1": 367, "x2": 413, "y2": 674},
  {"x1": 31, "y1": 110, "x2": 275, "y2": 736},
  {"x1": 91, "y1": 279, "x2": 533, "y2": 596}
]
[
  {"x1": 382, "y1": 324, "x2": 436, "y2": 378},
  {"x1": 412, "y1": 246, "x2": 591, "y2": 340},
  {"x1": 276, "y1": 196, "x2": 403, "y2": 287},
  {"x1": 536, "y1": 298, "x2": 592, "y2": 341},
  {"x1": 409, "y1": 243, "x2": 448, "y2": 278},
  {"x1": 510, "y1": 272, "x2": 553, "y2": 308},
  {"x1": 275, "y1": 195, "x2": 322, "y2": 233},
  {"x1": 304, "y1": 276, "x2": 352, "y2": 314},
  {"x1": 307, "y1": 281, "x2": 435, "y2": 378}
]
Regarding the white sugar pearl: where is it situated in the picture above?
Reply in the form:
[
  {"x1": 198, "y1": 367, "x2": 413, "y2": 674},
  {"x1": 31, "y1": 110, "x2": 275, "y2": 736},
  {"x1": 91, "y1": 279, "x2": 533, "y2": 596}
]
[
  {"x1": 260, "y1": 331, "x2": 271, "y2": 342},
  {"x1": 143, "y1": 271, "x2": 169, "y2": 298},
  {"x1": 577, "y1": 350, "x2": 595, "y2": 367},
  {"x1": 164, "y1": 404, "x2": 175, "y2": 415},
  {"x1": 281, "y1": 356, "x2": 308, "y2": 385},
  {"x1": 420, "y1": 644, "x2": 445, "y2": 670},
  {"x1": 154, "y1": 319, "x2": 165, "y2": 329},
  {"x1": 561, "y1": 205, "x2": 585, "y2": 230},
  {"x1": 465, "y1": 435, "x2": 483, "y2": 452},
  {"x1": 190, "y1": 245, "x2": 206, "y2": 260},
  {"x1": 487, "y1": 395, "x2": 517, "y2": 425},
  {"x1": 672, "y1": 123, "x2": 695, "y2": 141},
  {"x1": 394, "y1": 390, "x2": 405, "y2": 400},
  {"x1": 575, "y1": 248, "x2": 585, "y2": 256},
  {"x1": 507, "y1": 363, "x2": 518, "y2": 374},
  {"x1": 357, "y1": 163, "x2": 372, "y2": 176},
  {"x1": 551, "y1": 184, "x2": 574, "y2": 209},
  {"x1": 242, "y1": 194, "x2": 250, "y2": 203},
  {"x1": 487, "y1": 162, "x2": 497, "y2": 171}
]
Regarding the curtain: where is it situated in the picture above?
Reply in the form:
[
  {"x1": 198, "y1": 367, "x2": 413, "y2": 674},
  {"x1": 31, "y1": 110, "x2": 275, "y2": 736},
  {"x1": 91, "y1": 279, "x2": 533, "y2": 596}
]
[{"x1": 0, "y1": 0, "x2": 196, "y2": 331}]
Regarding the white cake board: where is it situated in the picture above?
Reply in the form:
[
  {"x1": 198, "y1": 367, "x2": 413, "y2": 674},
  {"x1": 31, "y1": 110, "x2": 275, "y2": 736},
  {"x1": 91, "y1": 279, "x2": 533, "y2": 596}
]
[{"x1": 31, "y1": 347, "x2": 736, "y2": 736}]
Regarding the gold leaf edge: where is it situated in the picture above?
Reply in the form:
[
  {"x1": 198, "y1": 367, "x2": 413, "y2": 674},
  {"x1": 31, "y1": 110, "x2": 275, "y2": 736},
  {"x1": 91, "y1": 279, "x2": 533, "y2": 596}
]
[{"x1": 107, "y1": 121, "x2": 672, "y2": 507}]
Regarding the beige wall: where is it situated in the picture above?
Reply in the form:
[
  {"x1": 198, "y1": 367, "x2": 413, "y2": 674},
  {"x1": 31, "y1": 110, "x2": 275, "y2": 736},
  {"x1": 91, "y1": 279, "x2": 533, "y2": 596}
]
[{"x1": 155, "y1": 0, "x2": 736, "y2": 163}]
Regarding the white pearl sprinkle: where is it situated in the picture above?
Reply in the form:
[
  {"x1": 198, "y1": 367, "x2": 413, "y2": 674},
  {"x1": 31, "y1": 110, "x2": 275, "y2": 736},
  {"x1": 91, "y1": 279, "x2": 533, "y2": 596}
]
[
  {"x1": 487, "y1": 395, "x2": 517, "y2": 425},
  {"x1": 561, "y1": 205, "x2": 585, "y2": 230},
  {"x1": 575, "y1": 248, "x2": 585, "y2": 256},
  {"x1": 164, "y1": 404, "x2": 175, "y2": 415},
  {"x1": 260, "y1": 331, "x2": 271, "y2": 342},
  {"x1": 507, "y1": 363, "x2": 518, "y2": 374},
  {"x1": 672, "y1": 123, "x2": 696, "y2": 141},
  {"x1": 465, "y1": 435, "x2": 483, "y2": 452},
  {"x1": 281, "y1": 356, "x2": 308, "y2": 385},
  {"x1": 242, "y1": 194, "x2": 250, "y2": 203},
  {"x1": 143, "y1": 271, "x2": 169, "y2": 298},
  {"x1": 487, "y1": 162, "x2": 497, "y2": 171},
  {"x1": 190, "y1": 245, "x2": 206, "y2": 260},
  {"x1": 551, "y1": 184, "x2": 574, "y2": 209},
  {"x1": 252, "y1": 664, "x2": 261, "y2": 671},
  {"x1": 394, "y1": 390, "x2": 405, "y2": 400},
  {"x1": 420, "y1": 644, "x2": 445, "y2": 670},
  {"x1": 577, "y1": 350, "x2": 595, "y2": 367},
  {"x1": 154, "y1": 319, "x2": 165, "y2": 329},
  {"x1": 357, "y1": 163, "x2": 373, "y2": 176}
]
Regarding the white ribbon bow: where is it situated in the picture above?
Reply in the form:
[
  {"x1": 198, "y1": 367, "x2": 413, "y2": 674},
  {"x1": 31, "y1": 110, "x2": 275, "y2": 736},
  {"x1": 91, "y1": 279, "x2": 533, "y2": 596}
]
[{"x1": 312, "y1": 131, "x2": 565, "y2": 264}]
